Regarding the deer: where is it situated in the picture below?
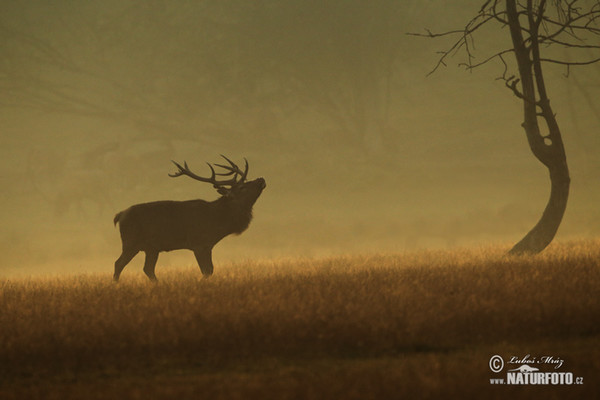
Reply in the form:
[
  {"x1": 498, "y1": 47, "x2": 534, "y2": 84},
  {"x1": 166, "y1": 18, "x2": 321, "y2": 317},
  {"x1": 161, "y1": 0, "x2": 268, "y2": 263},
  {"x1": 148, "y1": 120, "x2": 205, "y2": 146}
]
[{"x1": 113, "y1": 156, "x2": 266, "y2": 282}]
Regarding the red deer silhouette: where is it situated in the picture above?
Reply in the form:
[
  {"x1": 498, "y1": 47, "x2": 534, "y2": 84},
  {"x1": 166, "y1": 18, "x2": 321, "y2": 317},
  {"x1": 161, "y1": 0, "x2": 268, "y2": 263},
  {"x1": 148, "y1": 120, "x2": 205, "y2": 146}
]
[{"x1": 113, "y1": 156, "x2": 265, "y2": 281}]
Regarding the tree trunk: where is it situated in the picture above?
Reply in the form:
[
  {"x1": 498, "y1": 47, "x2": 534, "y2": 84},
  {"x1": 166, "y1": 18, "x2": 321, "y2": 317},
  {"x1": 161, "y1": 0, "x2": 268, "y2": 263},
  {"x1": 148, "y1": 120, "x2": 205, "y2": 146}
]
[
  {"x1": 509, "y1": 163, "x2": 570, "y2": 254},
  {"x1": 505, "y1": 0, "x2": 571, "y2": 255}
]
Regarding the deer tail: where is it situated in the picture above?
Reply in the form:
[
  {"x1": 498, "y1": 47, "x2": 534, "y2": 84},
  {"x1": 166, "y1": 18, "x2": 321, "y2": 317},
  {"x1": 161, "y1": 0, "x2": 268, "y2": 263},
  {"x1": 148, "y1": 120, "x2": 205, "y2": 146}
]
[{"x1": 113, "y1": 211, "x2": 123, "y2": 226}]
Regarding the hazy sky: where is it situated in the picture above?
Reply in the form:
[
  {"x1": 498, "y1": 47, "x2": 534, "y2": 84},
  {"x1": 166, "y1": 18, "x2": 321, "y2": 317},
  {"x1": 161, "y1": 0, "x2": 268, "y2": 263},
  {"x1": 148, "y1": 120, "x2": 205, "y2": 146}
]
[{"x1": 1, "y1": 0, "x2": 599, "y2": 275}]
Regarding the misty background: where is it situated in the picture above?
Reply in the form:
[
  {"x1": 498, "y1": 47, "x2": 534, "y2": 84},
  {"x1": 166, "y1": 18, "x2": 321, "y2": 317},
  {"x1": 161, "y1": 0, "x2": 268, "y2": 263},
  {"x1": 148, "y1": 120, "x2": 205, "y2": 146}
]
[{"x1": 1, "y1": 0, "x2": 599, "y2": 275}]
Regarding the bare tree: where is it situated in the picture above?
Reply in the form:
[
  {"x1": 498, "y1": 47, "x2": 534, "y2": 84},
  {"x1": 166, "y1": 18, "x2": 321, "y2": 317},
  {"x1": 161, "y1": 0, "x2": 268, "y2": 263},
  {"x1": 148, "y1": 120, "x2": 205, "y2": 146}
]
[{"x1": 411, "y1": 0, "x2": 600, "y2": 254}]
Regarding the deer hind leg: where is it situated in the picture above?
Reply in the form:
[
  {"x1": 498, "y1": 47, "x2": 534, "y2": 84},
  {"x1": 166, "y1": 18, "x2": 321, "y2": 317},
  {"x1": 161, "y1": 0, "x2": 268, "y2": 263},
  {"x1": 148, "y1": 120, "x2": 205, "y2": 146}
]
[
  {"x1": 114, "y1": 249, "x2": 138, "y2": 282},
  {"x1": 142, "y1": 251, "x2": 159, "y2": 282},
  {"x1": 193, "y1": 247, "x2": 214, "y2": 277}
]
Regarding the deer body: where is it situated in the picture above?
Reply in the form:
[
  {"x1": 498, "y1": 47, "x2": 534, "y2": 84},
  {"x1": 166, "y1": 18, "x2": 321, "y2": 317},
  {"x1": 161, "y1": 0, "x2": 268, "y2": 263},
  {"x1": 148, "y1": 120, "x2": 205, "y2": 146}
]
[{"x1": 113, "y1": 157, "x2": 265, "y2": 282}]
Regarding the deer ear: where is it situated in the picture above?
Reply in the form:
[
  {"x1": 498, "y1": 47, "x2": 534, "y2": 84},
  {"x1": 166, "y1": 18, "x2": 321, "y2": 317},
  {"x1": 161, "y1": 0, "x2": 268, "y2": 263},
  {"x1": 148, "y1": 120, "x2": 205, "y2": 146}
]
[{"x1": 217, "y1": 187, "x2": 229, "y2": 196}]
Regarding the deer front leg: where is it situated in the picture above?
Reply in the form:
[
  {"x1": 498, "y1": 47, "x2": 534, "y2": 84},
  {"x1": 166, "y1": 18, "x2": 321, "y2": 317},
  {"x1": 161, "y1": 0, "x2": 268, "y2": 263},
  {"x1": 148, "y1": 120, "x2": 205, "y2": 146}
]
[{"x1": 193, "y1": 247, "x2": 214, "y2": 277}]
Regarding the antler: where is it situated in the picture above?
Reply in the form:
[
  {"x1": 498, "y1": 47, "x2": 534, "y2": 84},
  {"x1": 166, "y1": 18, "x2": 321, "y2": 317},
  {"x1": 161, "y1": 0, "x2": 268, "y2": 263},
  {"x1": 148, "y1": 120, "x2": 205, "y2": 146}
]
[
  {"x1": 214, "y1": 155, "x2": 249, "y2": 182},
  {"x1": 169, "y1": 156, "x2": 248, "y2": 187}
]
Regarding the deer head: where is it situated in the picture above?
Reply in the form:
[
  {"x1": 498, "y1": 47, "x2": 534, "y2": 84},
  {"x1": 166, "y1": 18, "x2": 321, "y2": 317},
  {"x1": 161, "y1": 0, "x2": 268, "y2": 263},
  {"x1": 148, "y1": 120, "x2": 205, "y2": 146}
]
[{"x1": 169, "y1": 155, "x2": 266, "y2": 203}]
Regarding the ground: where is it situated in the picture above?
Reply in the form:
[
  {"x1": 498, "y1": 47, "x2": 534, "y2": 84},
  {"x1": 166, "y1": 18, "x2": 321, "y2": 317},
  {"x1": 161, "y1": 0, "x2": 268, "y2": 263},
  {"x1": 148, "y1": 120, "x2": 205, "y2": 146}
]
[{"x1": 1, "y1": 241, "x2": 599, "y2": 399}]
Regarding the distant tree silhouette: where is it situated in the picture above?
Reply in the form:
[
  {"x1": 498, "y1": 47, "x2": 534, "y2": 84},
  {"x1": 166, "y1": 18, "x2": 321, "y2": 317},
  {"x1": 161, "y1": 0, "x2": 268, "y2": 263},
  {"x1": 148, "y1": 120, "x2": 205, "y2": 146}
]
[{"x1": 411, "y1": 0, "x2": 600, "y2": 254}]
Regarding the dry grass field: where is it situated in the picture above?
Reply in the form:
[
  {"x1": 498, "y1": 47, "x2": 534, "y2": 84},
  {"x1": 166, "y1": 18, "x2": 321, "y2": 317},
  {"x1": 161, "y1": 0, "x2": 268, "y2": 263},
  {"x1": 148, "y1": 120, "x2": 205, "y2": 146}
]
[{"x1": 1, "y1": 240, "x2": 599, "y2": 399}]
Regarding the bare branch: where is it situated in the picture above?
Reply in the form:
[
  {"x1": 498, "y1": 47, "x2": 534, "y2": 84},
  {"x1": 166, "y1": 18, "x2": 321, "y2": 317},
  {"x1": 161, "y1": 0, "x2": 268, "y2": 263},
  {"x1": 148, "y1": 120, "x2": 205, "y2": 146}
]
[
  {"x1": 540, "y1": 56, "x2": 600, "y2": 65},
  {"x1": 459, "y1": 48, "x2": 515, "y2": 70},
  {"x1": 541, "y1": 11, "x2": 600, "y2": 36},
  {"x1": 411, "y1": 0, "x2": 600, "y2": 78},
  {"x1": 504, "y1": 75, "x2": 530, "y2": 101},
  {"x1": 407, "y1": 10, "x2": 503, "y2": 75},
  {"x1": 498, "y1": 52, "x2": 510, "y2": 79},
  {"x1": 406, "y1": 28, "x2": 464, "y2": 39},
  {"x1": 539, "y1": 35, "x2": 600, "y2": 48}
]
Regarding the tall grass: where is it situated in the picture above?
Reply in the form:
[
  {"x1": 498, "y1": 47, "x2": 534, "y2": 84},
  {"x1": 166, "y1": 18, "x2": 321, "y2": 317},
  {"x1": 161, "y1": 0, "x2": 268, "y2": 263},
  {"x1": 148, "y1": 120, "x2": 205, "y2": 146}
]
[{"x1": 1, "y1": 241, "x2": 599, "y2": 398}]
